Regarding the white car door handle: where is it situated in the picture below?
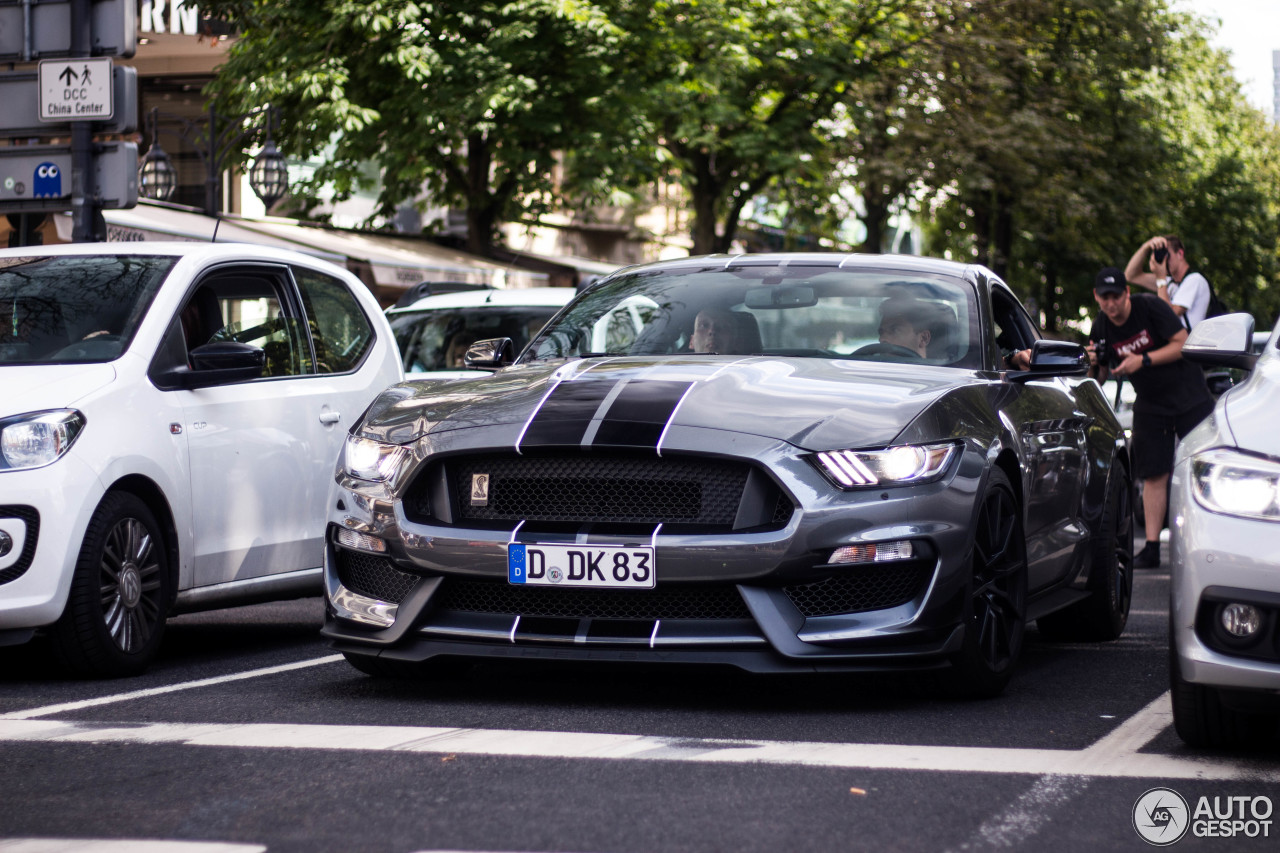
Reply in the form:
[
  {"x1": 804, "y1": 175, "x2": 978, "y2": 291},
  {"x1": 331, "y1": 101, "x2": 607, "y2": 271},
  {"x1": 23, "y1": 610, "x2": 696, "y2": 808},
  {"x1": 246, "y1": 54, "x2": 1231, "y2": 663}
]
[{"x1": 319, "y1": 412, "x2": 342, "y2": 425}]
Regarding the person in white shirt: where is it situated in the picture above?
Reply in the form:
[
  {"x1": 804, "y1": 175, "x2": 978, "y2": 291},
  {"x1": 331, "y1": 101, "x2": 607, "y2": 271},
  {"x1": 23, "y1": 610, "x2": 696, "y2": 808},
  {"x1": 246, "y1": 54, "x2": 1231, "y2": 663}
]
[{"x1": 1124, "y1": 234, "x2": 1210, "y2": 329}]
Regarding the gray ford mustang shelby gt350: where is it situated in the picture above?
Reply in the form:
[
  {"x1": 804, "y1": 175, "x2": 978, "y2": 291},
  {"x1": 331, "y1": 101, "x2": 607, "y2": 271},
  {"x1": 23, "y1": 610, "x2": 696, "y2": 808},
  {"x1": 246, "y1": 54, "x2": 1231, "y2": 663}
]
[{"x1": 324, "y1": 253, "x2": 1133, "y2": 696}]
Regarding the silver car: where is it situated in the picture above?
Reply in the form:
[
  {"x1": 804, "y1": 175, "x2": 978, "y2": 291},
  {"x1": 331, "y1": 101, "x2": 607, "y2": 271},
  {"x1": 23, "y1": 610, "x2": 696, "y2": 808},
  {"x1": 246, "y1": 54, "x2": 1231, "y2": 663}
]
[{"x1": 1169, "y1": 313, "x2": 1280, "y2": 745}]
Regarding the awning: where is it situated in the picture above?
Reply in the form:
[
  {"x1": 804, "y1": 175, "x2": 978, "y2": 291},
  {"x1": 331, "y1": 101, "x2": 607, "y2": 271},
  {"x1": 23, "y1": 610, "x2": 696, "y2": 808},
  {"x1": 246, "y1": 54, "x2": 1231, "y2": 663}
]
[
  {"x1": 232, "y1": 218, "x2": 547, "y2": 292},
  {"x1": 61, "y1": 201, "x2": 549, "y2": 305},
  {"x1": 54, "y1": 203, "x2": 345, "y2": 262}
]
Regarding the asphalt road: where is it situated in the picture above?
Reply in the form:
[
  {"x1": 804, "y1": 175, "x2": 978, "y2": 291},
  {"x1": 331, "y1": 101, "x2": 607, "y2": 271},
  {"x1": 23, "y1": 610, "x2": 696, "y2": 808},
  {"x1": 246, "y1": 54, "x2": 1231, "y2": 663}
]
[{"x1": 1, "y1": 551, "x2": 1278, "y2": 853}]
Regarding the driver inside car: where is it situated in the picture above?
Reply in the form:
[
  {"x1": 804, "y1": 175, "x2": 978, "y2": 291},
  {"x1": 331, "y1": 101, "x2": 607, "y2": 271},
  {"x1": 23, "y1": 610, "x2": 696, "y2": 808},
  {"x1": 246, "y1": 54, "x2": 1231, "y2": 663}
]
[
  {"x1": 875, "y1": 297, "x2": 932, "y2": 358},
  {"x1": 688, "y1": 307, "x2": 740, "y2": 354}
]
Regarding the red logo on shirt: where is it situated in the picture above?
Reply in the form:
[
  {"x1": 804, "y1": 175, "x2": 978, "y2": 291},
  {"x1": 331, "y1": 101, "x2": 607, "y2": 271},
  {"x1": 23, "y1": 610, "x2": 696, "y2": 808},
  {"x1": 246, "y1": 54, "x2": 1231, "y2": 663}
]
[{"x1": 1111, "y1": 330, "x2": 1152, "y2": 360}]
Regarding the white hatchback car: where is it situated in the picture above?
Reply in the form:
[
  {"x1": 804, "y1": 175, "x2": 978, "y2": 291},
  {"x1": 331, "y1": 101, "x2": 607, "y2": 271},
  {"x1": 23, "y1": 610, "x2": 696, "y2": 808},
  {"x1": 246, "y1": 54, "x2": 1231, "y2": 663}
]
[
  {"x1": 1169, "y1": 313, "x2": 1280, "y2": 745},
  {"x1": 0, "y1": 243, "x2": 403, "y2": 676},
  {"x1": 387, "y1": 287, "x2": 575, "y2": 378}
]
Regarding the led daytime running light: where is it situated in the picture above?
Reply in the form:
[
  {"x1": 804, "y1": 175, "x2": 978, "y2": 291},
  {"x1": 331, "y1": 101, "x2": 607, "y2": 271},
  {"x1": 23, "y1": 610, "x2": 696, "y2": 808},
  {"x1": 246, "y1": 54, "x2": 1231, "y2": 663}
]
[
  {"x1": 343, "y1": 435, "x2": 409, "y2": 483},
  {"x1": 1191, "y1": 449, "x2": 1280, "y2": 520},
  {"x1": 816, "y1": 442, "x2": 956, "y2": 489}
]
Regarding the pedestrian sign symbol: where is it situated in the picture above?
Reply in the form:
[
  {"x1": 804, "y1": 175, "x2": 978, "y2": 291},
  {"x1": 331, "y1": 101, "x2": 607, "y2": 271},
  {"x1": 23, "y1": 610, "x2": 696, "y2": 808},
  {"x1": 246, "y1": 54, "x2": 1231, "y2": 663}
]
[{"x1": 38, "y1": 58, "x2": 114, "y2": 121}]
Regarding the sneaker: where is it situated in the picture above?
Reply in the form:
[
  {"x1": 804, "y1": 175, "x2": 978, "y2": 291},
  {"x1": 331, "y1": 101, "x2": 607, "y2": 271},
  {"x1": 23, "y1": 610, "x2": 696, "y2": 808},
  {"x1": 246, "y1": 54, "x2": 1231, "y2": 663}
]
[{"x1": 1134, "y1": 541, "x2": 1161, "y2": 569}]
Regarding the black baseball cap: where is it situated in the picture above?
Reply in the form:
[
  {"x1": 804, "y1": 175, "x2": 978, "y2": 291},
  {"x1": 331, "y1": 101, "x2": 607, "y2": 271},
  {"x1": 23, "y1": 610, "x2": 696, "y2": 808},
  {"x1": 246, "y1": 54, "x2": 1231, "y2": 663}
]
[{"x1": 1094, "y1": 267, "x2": 1127, "y2": 296}]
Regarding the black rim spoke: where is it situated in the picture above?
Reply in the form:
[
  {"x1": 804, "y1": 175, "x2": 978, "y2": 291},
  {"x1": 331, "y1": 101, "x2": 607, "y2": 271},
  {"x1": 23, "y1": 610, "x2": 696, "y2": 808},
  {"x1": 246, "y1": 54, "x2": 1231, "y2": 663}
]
[{"x1": 970, "y1": 484, "x2": 1025, "y2": 669}]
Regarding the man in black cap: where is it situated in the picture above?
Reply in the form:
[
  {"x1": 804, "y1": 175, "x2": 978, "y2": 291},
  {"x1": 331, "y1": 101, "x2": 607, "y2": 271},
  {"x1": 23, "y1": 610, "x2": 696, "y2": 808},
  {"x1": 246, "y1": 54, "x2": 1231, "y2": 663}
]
[{"x1": 1087, "y1": 266, "x2": 1213, "y2": 568}]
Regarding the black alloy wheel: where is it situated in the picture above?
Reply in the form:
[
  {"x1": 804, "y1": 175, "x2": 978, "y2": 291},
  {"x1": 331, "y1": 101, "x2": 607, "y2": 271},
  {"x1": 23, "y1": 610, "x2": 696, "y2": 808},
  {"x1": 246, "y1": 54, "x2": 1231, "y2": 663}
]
[
  {"x1": 1037, "y1": 467, "x2": 1134, "y2": 641},
  {"x1": 51, "y1": 492, "x2": 170, "y2": 678},
  {"x1": 943, "y1": 468, "x2": 1027, "y2": 698}
]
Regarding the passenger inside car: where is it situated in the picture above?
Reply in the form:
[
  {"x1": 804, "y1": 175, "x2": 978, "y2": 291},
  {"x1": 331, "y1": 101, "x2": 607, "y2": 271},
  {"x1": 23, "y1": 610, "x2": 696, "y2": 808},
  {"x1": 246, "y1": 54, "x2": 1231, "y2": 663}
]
[{"x1": 444, "y1": 330, "x2": 479, "y2": 368}]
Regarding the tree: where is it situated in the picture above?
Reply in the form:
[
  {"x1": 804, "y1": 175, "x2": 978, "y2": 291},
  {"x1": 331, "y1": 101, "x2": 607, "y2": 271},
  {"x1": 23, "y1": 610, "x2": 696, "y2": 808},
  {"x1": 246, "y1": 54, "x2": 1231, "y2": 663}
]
[
  {"x1": 200, "y1": 0, "x2": 640, "y2": 257},
  {"x1": 614, "y1": 0, "x2": 936, "y2": 254}
]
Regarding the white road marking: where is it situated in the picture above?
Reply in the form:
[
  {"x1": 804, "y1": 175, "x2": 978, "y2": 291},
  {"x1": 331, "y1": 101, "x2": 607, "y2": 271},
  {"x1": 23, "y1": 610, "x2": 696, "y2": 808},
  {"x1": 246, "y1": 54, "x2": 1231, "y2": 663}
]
[
  {"x1": 0, "y1": 842, "x2": 265, "y2": 852},
  {"x1": 948, "y1": 775, "x2": 1092, "y2": 851},
  {"x1": 0, "y1": 655, "x2": 343, "y2": 720},
  {"x1": 0, "y1": 689, "x2": 1273, "y2": 781}
]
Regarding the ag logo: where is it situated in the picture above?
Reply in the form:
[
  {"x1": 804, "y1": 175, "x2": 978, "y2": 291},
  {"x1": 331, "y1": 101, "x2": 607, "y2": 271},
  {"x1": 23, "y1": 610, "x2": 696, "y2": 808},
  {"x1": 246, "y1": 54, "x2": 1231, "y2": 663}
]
[{"x1": 1133, "y1": 787, "x2": 1190, "y2": 845}]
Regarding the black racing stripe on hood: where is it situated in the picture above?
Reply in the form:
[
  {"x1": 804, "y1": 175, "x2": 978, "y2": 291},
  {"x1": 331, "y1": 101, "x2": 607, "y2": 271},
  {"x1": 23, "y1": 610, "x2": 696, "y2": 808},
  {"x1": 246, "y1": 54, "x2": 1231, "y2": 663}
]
[
  {"x1": 521, "y1": 375, "x2": 623, "y2": 447},
  {"x1": 592, "y1": 380, "x2": 694, "y2": 449}
]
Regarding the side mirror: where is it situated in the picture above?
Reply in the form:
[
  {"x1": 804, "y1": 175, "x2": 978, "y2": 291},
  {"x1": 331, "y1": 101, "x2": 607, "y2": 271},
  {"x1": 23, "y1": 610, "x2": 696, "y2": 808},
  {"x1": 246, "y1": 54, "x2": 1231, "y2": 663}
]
[
  {"x1": 463, "y1": 337, "x2": 515, "y2": 369},
  {"x1": 1182, "y1": 313, "x2": 1257, "y2": 371},
  {"x1": 1205, "y1": 370, "x2": 1235, "y2": 396},
  {"x1": 1008, "y1": 339, "x2": 1089, "y2": 382},
  {"x1": 166, "y1": 341, "x2": 265, "y2": 389}
]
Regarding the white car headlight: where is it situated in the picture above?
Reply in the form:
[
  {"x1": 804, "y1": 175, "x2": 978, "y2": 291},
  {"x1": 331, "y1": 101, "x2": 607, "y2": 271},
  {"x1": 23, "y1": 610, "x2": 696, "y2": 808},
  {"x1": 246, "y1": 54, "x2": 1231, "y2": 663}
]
[
  {"x1": 342, "y1": 434, "x2": 410, "y2": 483},
  {"x1": 815, "y1": 442, "x2": 957, "y2": 489},
  {"x1": 0, "y1": 410, "x2": 85, "y2": 471},
  {"x1": 1191, "y1": 448, "x2": 1280, "y2": 521}
]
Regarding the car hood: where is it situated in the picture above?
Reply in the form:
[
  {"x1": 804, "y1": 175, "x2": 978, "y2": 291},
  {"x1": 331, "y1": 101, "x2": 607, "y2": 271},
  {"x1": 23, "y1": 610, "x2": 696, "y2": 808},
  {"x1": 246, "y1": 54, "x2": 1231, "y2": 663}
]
[
  {"x1": 0, "y1": 364, "x2": 118, "y2": 417},
  {"x1": 363, "y1": 356, "x2": 976, "y2": 451},
  {"x1": 1219, "y1": 357, "x2": 1280, "y2": 456}
]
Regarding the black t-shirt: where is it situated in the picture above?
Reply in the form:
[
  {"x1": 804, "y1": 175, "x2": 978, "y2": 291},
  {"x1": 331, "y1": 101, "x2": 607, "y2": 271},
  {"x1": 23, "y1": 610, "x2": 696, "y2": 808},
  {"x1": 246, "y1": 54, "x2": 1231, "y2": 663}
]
[{"x1": 1089, "y1": 293, "x2": 1211, "y2": 416}]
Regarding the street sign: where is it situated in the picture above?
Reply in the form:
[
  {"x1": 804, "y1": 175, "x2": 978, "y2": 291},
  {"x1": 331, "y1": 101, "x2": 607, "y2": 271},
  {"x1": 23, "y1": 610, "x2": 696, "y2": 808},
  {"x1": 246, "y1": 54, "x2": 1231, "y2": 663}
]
[
  {"x1": 39, "y1": 57, "x2": 114, "y2": 121},
  {"x1": 0, "y1": 0, "x2": 136, "y2": 61},
  {"x1": 0, "y1": 142, "x2": 138, "y2": 214},
  {"x1": 0, "y1": 65, "x2": 136, "y2": 135}
]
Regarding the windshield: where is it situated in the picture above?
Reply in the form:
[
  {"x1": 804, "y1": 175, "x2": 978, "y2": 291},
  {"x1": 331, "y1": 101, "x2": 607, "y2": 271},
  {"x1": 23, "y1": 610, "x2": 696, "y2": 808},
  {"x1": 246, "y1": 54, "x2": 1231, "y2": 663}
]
[
  {"x1": 390, "y1": 305, "x2": 564, "y2": 373},
  {"x1": 526, "y1": 263, "x2": 981, "y2": 369},
  {"x1": 0, "y1": 255, "x2": 176, "y2": 365}
]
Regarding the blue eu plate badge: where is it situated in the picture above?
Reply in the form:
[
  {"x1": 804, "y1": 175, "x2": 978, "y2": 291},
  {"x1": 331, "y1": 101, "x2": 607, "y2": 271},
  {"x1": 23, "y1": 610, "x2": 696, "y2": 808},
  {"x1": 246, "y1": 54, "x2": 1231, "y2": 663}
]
[{"x1": 508, "y1": 543, "x2": 527, "y2": 583}]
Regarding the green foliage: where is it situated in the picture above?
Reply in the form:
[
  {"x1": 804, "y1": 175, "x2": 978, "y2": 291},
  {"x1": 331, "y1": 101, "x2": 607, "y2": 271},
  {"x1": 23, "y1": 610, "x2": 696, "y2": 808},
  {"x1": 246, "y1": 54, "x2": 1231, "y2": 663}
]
[
  {"x1": 201, "y1": 0, "x2": 1280, "y2": 329},
  {"x1": 618, "y1": 0, "x2": 935, "y2": 253},
  {"x1": 200, "y1": 0, "x2": 639, "y2": 255}
]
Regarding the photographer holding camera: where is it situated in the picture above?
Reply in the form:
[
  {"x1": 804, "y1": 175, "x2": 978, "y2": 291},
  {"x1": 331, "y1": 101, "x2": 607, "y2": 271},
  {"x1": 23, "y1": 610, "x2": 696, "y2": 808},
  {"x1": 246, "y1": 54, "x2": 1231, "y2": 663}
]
[
  {"x1": 1124, "y1": 234, "x2": 1211, "y2": 329},
  {"x1": 1087, "y1": 267, "x2": 1212, "y2": 568}
]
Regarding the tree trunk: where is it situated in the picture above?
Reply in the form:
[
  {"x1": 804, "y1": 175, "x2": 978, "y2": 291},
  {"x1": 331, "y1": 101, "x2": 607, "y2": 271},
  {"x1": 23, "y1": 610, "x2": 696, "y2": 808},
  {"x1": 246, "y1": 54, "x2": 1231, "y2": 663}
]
[
  {"x1": 465, "y1": 132, "x2": 495, "y2": 257},
  {"x1": 861, "y1": 189, "x2": 889, "y2": 254},
  {"x1": 688, "y1": 150, "x2": 721, "y2": 255}
]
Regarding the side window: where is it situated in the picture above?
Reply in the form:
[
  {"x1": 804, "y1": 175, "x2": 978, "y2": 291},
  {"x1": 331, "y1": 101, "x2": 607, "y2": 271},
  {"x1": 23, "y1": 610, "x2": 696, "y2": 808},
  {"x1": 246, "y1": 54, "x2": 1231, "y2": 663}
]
[
  {"x1": 293, "y1": 267, "x2": 374, "y2": 374},
  {"x1": 990, "y1": 289, "x2": 1037, "y2": 365},
  {"x1": 198, "y1": 272, "x2": 306, "y2": 378}
]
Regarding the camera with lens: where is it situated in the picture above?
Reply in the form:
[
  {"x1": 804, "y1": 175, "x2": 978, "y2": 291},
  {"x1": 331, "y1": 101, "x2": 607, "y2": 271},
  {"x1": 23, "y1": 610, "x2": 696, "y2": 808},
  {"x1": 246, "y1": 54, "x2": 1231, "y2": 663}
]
[{"x1": 1152, "y1": 246, "x2": 1168, "y2": 264}]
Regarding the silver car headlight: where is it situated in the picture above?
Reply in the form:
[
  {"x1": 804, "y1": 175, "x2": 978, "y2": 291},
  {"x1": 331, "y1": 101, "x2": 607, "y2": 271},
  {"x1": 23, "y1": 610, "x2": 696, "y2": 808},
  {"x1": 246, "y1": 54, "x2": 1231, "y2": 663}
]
[
  {"x1": 815, "y1": 442, "x2": 957, "y2": 489},
  {"x1": 0, "y1": 409, "x2": 86, "y2": 471},
  {"x1": 341, "y1": 434, "x2": 410, "y2": 484},
  {"x1": 1191, "y1": 448, "x2": 1280, "y2": 521}
]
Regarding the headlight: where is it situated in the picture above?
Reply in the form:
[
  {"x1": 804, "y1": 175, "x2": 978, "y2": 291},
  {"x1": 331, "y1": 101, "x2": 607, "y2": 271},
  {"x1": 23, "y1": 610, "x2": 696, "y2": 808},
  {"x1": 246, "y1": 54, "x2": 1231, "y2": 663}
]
[
  {"x1": 0, "y1": 410, "x2": 86, "y2": 471},
  {"x1": 815, "y1": 442, "x2": 957, "y2": 489},
  {"x1": 341, "y1": 434, "x2": 410, "y2": 483},
  {"x1": 1191, "y1": 448, "x2": 1280, "y2": 521}
]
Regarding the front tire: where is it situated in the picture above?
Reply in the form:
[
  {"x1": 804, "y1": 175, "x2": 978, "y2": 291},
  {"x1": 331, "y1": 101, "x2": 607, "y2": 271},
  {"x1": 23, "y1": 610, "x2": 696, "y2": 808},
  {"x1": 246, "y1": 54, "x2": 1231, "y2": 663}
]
[
  {"x1": 942, "y1": 468, "x2": 1027, "y2": 698},
  {"x1": 50, "y1": 492, "x2": 170, "y2": 678},
  {"x1": 1037, "y1": 467, "x2": 1133, "y2": 641}
]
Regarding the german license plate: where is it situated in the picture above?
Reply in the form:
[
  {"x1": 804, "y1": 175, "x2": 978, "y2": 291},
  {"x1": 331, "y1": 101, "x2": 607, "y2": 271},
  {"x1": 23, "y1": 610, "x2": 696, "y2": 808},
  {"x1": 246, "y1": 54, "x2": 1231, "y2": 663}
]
[{"x1": 508, "y1": 543, "x2": 655, "y2": 588}]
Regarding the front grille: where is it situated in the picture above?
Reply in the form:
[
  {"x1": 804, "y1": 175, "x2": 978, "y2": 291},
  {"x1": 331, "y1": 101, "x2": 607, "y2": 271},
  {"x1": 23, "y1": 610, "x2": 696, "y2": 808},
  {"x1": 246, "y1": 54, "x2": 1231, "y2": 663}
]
[
  {"x1": 452, "y1": 454, "x2": 749, "y2": 525},
  {"x1": 334, "y1": 548, "x2": 419, "y2": 604},
  {"x1": 783, "y1": 564, "x2": 931, "y2": 617},
  {"x1": 435, "y1": 578, "x2": 752, "y2": 620},
  {"x1": 0, "y1": 505, "x2": 39, "y2": 586},
  {"x1": 406, "y1": 452, "x2": 796, "y2": 532}
]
